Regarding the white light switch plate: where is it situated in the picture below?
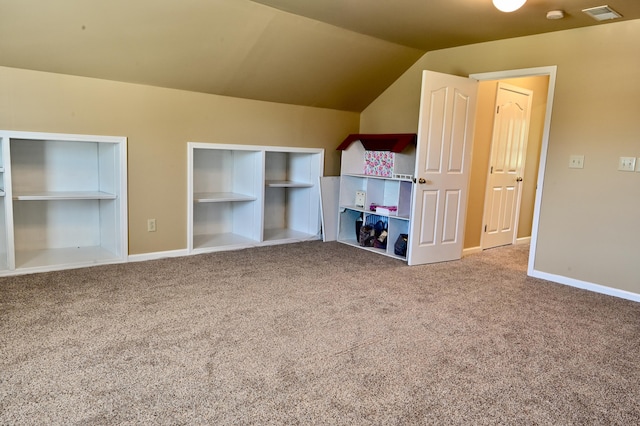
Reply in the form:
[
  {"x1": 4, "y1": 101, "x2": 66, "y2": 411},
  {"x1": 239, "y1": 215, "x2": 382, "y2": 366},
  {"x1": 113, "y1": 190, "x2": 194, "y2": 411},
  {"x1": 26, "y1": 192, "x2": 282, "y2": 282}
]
[
  {"x1": 569, "y1": 155, "x2": 584, "y2": 169},
  {"x1": 618, "y1": 156, "x2": 636, "y2": 172}
]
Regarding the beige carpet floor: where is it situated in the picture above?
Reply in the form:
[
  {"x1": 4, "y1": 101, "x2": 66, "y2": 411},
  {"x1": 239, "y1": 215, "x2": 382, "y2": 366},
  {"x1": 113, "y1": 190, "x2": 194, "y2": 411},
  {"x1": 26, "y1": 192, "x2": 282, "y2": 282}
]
[{"x1": 1, "y1": 241, "x2": 639, "y2": 424}]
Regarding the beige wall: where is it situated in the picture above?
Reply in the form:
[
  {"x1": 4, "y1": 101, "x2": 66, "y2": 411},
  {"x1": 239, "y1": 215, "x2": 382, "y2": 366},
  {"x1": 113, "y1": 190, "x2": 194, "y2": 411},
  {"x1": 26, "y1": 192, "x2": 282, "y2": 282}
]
[
  {"x1": 0, "y1": 67, "x2": 359, "y2": 255},
  {"x1": 361, "y1": 19, "x2": 640, "y2": 294}
]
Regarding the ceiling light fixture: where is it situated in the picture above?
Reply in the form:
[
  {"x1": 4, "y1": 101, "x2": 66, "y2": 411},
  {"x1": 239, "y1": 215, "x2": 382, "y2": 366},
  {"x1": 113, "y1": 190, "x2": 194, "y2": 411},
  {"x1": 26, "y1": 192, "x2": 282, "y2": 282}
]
[{"x1": 493, "y1": 0, "x2": 527, "y2": 13}]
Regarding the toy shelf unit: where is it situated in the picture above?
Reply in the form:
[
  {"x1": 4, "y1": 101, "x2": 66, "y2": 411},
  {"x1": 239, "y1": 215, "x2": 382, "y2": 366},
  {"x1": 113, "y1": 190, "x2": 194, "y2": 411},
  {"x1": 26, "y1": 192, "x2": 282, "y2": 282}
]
[
  {"x1": 0, "y1": 130, "x2": 128, "y2": 275},
  {"x1": 336, "y1": 134, "x2": 417, "y2": 261},
  {"x1": 337, "y1": 133, "x2": 416, "y2": 180},
  {"x1": 188, "y1": 143, "x2": 324, "y2": 254}
]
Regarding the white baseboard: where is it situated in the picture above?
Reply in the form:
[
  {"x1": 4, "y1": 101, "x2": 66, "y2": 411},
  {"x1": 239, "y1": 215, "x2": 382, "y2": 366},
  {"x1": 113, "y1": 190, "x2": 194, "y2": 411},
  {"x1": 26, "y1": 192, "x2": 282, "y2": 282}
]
[
  {"x1": 128, "y1": 249, "x2": 189, "y2": 263},
  {"x1": 462, "y1": 246, "x2": 482, "y2": 257},
  {"x1": 466, "y1": 238, "x2": 529, "y2": 257},
  {"x1": 529, "y1": 269, "x2": 640, "y2": 303}
]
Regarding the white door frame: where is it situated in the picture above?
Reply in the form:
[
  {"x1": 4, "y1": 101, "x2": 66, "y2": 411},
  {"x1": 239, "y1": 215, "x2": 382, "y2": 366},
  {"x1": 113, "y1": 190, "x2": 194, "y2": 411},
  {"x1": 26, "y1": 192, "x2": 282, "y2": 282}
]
[{"x1": 469, "y1": 66, "x2": 557, "y2": 277}]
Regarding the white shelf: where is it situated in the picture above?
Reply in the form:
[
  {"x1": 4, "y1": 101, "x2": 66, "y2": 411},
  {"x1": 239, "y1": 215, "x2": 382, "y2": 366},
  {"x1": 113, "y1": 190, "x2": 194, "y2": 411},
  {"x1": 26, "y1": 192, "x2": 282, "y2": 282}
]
[
  {"x1": 339, "y1": 205, "x2": 411, "y2": 220},
  {"x1": 342, "y1": 173, "x2": 412, "y2": 182},
  {"x1": 263, "y1": 150, "x2": 323, "y2": 244},
  {"x1": 338, "y1": 238, "x2": 406, "y2": 261},
  {"x1": 193, "y1": 232, "x2": 259, "y2": 250},
  {"x1": 0, "y1": 130, "x2": 128, "y2": 275},
  {"x1": 263, "y1": 228, "x2": 319, "y2": 242},
  {"x1": 265, "y1": 180, "x2": 313, "y2": 188},
  {"x1": 188, "y1": 143, "x2": 323, "y2": 254},
  {"x1": 0, "y1": 136, "x2": 7, "y2": 271},
  {"x1": 337, "y1": 138, "x2": 415, "y2": 262},
  {"x1": 14, "y1": 246, "x2": 120, "y2": 270},
  {"x1": 13, "y1": 191, "x2": 117, "y2": 201},
  {"x1": 194, "y1": 192, "x2": 257, "y2": 203}
]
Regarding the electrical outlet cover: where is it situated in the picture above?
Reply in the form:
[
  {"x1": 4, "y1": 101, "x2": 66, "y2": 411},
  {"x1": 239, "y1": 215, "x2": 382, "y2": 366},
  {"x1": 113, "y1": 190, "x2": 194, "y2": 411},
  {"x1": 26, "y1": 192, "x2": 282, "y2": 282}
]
[{"x1": 569, "y1": 155, "x2": 584, "y2": 169}]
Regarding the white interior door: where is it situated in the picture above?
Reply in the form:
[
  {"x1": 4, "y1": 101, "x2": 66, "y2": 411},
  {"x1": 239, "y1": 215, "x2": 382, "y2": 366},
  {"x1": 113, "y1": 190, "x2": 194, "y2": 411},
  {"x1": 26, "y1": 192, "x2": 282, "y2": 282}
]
[
  {"x1": 482, "y1": 82, "x2": 533, "y2": 249},
  {"x1": 408, "y1": 70, "x2": 478, "y2": 265}
]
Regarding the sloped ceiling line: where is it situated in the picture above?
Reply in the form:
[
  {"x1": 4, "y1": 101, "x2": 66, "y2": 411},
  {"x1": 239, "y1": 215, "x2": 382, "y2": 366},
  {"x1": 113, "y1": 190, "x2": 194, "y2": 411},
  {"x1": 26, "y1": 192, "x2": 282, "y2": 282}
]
[{"x1": 1, "y1": 0, "x2": 638, "y2": 111}]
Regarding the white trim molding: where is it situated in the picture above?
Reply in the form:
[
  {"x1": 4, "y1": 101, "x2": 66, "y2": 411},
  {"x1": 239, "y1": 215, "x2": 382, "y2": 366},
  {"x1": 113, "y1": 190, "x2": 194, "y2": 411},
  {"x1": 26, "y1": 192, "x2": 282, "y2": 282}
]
[
  {"x1": 529, "y1": 270, "x2": 640, "y2": 303},
  {"x1": 462, "y1": 246, "x2": 483, "y2": 257},
  {"x1": 128, "y1": 249, "x2": 189, "y2": 263}
]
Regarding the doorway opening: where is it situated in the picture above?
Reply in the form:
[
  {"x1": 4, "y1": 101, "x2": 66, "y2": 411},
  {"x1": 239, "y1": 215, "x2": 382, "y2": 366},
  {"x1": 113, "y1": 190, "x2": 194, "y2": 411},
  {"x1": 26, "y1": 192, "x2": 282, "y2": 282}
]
[
  {"x1": 480, "y1": 82, "x2": 534, "y2": 250},
  {"x1": 468, "y1": 66, "x2": 557, "y2": 276}
]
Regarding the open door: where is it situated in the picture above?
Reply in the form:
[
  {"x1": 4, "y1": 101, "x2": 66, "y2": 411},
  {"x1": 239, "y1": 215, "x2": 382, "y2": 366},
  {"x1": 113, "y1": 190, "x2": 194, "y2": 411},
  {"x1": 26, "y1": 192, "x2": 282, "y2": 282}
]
[{"x1": 407, "y1": 70, "x2": 478, "y2": 265}]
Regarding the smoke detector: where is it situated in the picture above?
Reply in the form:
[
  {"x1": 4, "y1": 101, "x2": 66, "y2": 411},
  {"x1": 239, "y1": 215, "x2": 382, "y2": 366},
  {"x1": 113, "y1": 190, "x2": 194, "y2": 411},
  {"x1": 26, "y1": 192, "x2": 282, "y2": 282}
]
[
  {"x1": 582, "y1": 5, "x2": 622, "y2": 21},
  {"x1": 546, "y1": 10, "x2": 564, "y2": 20}
]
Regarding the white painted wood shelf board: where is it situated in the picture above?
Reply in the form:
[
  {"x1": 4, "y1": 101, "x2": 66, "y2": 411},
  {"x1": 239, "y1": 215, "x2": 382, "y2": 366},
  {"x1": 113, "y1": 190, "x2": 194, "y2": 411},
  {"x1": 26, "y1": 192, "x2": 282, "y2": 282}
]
[
  {"x1": 193, "y1": 232, "x2": 259, "y2": 249},
  {"x1": 263, "y1": 228, "x2": 318, "y2": 242},
  {"x1": 342, "y1": 173, "x2": 413, "y2": 182},
  {"x1": 193, "y1": 192, "x2": 257, "y2": 203},
  {"x1": 265, "y1": 180, "x2": 314, "y2": 188},
  {"x1": 14, "y1": 246, "x2": 120, "y2": 270},
  {"x1": 13, "y1": 191, "x2": 117, "y2": 201},
  {"x1": 337, "y1": 238, "x2": 406, "y2": 261},
  {"x1": 339, "y1": 205, "x2": 411, "y2": 220}
]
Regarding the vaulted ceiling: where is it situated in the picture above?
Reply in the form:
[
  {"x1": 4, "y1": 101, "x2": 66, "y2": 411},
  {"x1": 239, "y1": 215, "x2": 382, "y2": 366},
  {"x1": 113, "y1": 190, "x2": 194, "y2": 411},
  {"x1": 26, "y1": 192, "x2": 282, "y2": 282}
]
[{"x1": 1, "y1": 0, "x2": 638, "y2": 111}]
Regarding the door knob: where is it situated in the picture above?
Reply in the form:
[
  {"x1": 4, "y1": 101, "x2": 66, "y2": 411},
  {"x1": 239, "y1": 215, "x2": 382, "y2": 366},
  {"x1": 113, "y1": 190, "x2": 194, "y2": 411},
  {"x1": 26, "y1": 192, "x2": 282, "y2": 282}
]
[
  {"x1": 516, "y1": 177, "x2": 523, "y2": 182},
  {"x1": 413, "y1": 177, "x2": 429, "y2": 184}
]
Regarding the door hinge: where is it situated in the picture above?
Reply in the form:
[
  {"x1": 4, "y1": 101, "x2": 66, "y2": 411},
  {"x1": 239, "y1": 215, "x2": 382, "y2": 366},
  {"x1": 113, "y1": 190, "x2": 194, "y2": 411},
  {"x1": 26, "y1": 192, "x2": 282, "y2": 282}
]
[
  {"x1": 496, "y1": 106, "x2": 500, "y2": 114},
  {"x1": 484, "y1": 225, "x2": 487, "y2": 232},
  {"x1": 490, "y1": 166, "x2": 493, "y2": 174}
]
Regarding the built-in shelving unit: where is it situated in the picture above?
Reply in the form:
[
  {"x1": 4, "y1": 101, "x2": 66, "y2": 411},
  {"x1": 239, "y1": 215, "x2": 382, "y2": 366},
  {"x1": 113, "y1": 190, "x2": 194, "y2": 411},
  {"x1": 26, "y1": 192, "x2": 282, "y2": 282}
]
[
  {"x1": 188, "y1": 143, "x2": 324, "y2": 254},
  {"x1": 336, "y1": 134, "x2": 416, "y2": 262},
  {"x1": 263, "y1": 150, "x2": 322, "y2": 244},
  {"x1": 0, "y1": 131, "x2": 128, "y2": 275},
  {"x1": 0, "y1": 140, "x2": 8, "y2": 271}
]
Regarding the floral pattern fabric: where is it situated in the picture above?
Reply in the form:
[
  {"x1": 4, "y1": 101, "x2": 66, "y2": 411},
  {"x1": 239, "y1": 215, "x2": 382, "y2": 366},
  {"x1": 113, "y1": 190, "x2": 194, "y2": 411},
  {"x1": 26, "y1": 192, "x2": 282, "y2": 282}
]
[{"x1": 364, "y1": 150, "x2": 394, "y2": 177}]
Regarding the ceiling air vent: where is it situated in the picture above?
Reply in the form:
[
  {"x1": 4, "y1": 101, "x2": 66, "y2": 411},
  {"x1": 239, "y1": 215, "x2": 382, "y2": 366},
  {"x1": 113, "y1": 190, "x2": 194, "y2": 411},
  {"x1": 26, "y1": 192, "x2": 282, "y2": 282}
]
[{"x1": 582, "y1": 5, "x2": 622, "y2": 21}]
